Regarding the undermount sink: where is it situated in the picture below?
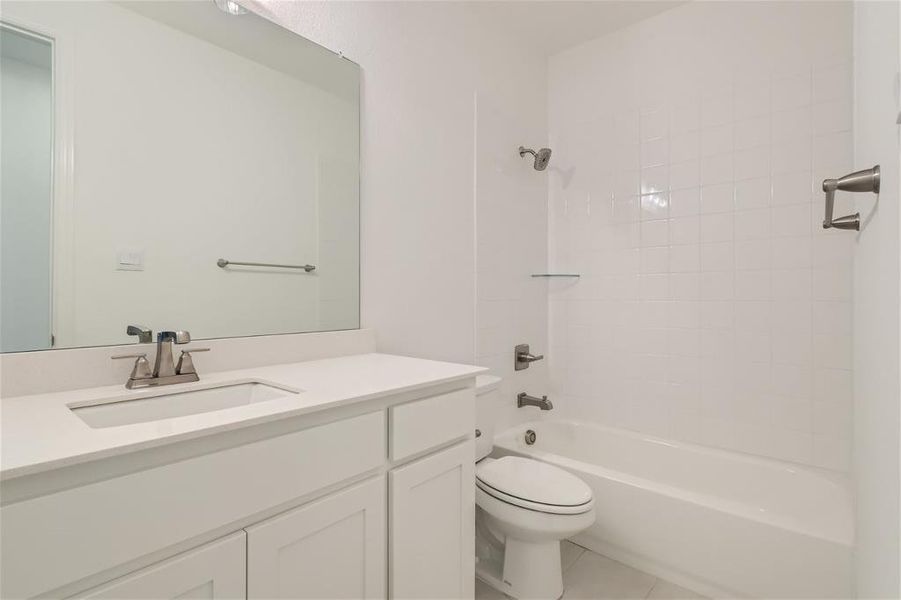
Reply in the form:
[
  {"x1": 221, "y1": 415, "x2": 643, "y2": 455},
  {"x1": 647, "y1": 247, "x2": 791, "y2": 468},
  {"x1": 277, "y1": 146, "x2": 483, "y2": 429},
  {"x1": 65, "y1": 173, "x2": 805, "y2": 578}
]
[{"x1": 70, "y1": 381, "x2": 302, "y2": 429}]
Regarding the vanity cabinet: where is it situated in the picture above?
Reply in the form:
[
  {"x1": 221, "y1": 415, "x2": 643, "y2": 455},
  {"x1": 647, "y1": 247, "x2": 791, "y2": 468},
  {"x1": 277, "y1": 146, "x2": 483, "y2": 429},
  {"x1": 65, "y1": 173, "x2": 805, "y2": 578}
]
[
  {"x1": 390, "y1": 441, "x2": 475, "y2": 600},
  {"x1": 246, "y1": 476, "x2": 386, "y2": 599},
  {"x1": 2, "y1": 380, "x2": 475, "y2": 600},
  {"x1": 78, "y1": 532, "x2": 246, "y2": 600}
]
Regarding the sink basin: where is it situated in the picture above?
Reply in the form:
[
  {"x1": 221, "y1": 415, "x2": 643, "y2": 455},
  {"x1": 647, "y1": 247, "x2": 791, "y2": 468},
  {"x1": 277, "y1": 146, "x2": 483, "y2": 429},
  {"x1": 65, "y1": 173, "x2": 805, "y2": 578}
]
[{"x1": 70, "y1": 381, "x2": 302, "y2": 429}]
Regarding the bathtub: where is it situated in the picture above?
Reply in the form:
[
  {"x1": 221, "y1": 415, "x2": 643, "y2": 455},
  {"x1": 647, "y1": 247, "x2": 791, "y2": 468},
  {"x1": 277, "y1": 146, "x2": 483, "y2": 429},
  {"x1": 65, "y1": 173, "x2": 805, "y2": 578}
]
[{"x1": 493, "y1": 420, "x2": 853, "y2": 599}]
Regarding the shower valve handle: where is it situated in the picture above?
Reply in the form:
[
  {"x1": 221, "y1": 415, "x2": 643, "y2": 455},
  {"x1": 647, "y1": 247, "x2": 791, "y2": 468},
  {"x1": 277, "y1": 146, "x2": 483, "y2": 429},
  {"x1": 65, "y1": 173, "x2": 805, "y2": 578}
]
[{"x1": 515, "y1": 344, "x2": 545, "y2": 370}]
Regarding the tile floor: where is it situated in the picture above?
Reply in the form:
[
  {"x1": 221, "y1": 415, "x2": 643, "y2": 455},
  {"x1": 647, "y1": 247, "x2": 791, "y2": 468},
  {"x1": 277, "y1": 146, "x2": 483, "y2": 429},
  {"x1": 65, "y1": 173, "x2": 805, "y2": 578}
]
[{"x1": 475, "y1": 541, "x2": 707, "y2": 600}]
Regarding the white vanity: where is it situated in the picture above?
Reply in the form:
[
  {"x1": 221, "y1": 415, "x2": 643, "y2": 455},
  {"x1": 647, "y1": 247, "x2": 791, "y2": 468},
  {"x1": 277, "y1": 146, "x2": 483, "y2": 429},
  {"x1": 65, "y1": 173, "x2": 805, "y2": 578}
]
[{"x1": 1, "y1": 348, "x2": 483, "y2": 599}]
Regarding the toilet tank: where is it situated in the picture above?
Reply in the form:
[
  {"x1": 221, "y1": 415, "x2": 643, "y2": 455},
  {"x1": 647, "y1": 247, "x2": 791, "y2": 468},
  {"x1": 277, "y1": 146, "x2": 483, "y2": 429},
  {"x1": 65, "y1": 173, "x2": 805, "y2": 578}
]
[{"x1": 475, "y1": 375, "x2": 502, "y2": 461}]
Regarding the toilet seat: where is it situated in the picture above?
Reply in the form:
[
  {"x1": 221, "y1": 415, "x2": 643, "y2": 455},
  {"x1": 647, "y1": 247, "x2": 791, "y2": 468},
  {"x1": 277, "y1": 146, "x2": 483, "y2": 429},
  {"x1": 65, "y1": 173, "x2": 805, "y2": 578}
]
[{"x1": 476, "y1": 456, "x2": 593, "y2": 515}]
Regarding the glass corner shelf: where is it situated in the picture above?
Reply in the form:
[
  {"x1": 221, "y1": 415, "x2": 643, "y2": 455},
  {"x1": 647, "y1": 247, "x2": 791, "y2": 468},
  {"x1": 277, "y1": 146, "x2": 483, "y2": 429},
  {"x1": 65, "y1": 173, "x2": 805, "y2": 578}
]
[{"x1": 530, "y1": 273, "x2": 581, "y2": 278}]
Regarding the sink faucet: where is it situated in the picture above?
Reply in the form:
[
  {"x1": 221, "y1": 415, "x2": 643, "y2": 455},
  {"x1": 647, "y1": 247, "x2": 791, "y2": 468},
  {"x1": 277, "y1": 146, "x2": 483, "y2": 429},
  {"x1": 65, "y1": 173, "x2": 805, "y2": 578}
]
[
  {"x1": 154, "y1": 330, "x2": 191, "y2": 377},
  {"x1": 112, "y1": 329, "x2": 209, "y2": 389},
  {"x1": 517, "y1": 392, "x2": 553, "y2": 411}
]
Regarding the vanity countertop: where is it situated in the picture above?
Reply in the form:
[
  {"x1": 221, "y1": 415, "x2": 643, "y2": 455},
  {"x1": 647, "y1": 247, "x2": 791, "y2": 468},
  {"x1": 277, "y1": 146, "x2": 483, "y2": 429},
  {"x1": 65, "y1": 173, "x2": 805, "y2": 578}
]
[{"x1": 0, "y1": 353, "x2": 485, "y2": 481}]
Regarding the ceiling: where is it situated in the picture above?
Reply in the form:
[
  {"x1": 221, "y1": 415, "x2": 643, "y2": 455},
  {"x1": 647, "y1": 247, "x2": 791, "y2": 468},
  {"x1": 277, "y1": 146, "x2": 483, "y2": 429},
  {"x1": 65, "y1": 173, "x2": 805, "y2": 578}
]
[{"x1": 465, "y1": 1, "x2": 686, "y2": 56}]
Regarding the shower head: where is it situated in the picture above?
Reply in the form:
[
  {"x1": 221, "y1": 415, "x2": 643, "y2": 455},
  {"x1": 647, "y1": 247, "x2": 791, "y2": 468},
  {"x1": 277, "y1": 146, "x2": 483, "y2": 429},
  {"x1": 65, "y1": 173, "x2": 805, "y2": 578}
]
[{"x1": 519, "y1": 146, "x2": 552, "y2": 171}]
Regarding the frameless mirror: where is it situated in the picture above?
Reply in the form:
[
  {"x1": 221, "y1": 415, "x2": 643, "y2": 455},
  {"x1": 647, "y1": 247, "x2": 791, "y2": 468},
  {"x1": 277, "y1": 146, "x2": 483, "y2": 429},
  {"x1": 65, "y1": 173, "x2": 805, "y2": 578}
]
[{"x1": 0, "y1": 1, "x2": 360, "y2": 353}]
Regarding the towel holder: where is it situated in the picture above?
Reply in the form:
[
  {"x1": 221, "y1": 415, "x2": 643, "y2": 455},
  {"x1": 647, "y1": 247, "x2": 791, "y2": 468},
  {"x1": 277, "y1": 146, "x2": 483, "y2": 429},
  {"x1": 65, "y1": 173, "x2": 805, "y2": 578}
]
[{"x1": 822, "y1": 165, "x2": 880, "y2": 231}]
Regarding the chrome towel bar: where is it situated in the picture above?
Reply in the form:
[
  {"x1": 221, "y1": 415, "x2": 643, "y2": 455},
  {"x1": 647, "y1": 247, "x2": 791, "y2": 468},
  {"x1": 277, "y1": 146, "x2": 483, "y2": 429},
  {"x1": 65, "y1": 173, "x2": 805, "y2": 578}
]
[{"x1": 217, "y1": 258, "x2": 316, "y2": 272}]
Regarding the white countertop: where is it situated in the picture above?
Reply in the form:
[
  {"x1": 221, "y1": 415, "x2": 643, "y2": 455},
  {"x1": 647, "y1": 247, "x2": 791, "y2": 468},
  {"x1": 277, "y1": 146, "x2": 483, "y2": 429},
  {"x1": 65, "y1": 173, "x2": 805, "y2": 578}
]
[{"x1": 0, "y1": 353, "x2": 485, "y2": 481}]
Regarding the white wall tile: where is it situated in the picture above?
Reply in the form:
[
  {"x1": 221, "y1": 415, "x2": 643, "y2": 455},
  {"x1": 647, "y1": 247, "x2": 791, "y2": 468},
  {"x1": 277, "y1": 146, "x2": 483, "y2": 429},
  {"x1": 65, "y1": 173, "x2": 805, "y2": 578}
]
[
  {"x1": 735, "y1": 239, "x2": 772, "y2": 270},
  {"x1": 669, "y1": 188, "x2": 701, "y2": 217},
  {"x1": 734, "y1": 208, "x2": 770, "y2": 240},
  {"x1": 700, "y1": 153, "x2": 734, "y2": 185},
  {"x1": 734, "y1": 177, "x2": 770, "y2": 211},
  {"x1": 548, "y1": 0, "x2": 852, "y2": 470},
  {"x1": 772, "y1": 71, "x2": 811, "y2": 112},
  {"x1": 641, "y1": 165, "x2": 669, "y2": 194},
  {"x1": 670, "y1": 273, "x2": 701, "y2": 300},
  {"x1": 670, "y1": 101, "x2": 700, "y2": 134},
  {"x1": 772, "y1": 171, "x2": 812, "y2": 205},
  {"x1": 670, "y1": 131, "x2": 700, "y2": 163},
  {"x1": 670, "y1": 160, "x2": 700, "y2": 191},
  {"x1": 701, "y1": 124, "x2": 734, "y2": 157},
  {"x1": 735, "y1": 116, "x2": 770, "y2": 150},
  {"x1": 734, "y1": 146, "x2": 771, "y2": 181},
  {"x1": 640, "y1": 192, "x2": 670, "y2": 221},
  {"x1": 700, "y1": 183, "x2": 734, "y2": 214},
  {"x1": 700, "y1": 213, "x2": 734, "y2": 243}
]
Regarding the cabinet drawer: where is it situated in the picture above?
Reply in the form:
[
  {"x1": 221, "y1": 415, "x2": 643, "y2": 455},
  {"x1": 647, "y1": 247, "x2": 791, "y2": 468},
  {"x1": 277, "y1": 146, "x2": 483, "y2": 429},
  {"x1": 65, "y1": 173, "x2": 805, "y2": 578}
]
[
  {"x1": 1, "y1": 411, "x2": 386, "y2": 599},
  {"x1": 389, "y1": 387, "x2": 474, "y2": 461},
  {"x1": 76, "y1": 532, "x2": 246, "y2": 599}
]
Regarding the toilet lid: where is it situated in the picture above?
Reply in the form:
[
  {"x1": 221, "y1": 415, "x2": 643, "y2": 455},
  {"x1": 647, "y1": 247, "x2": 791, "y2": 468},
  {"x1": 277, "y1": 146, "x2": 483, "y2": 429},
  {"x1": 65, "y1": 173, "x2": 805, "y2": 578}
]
[{"x1": 476, "y1": 456, "x2": 593, "y2": 511}]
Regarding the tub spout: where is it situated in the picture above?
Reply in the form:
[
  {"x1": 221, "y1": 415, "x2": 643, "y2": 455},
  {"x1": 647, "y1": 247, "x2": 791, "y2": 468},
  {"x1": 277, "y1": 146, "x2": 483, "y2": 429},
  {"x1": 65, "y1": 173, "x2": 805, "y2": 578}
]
[{"x1": 518, "y1": 392, "x2": 553, "y2": 410}]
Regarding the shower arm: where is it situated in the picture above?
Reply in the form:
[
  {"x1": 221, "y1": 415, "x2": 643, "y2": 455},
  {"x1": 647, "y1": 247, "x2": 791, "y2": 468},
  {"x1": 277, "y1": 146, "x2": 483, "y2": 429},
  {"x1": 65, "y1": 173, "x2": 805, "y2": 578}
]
[{"x1": 518, "y1": 146, "x2": 537, "y2": 158}]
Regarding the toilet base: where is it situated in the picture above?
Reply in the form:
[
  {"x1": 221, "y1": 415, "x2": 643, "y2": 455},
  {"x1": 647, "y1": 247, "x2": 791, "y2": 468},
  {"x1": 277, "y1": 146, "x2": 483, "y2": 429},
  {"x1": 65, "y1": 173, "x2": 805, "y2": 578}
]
[
  {"x1": 475, "y1": 517, "x2": 565, "y2": 600},
  {"x1": 503, "y1": 538, "x2": 564, "y2": 599}
]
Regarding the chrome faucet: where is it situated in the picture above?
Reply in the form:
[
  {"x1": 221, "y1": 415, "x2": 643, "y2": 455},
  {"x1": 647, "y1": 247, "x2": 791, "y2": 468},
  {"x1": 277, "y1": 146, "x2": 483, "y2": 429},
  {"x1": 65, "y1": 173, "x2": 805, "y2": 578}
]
[
  {"x1": 112, "y1": 329, "x2": 209, "y2": 389},
  {"x1": 153, "y1": 330, "x2": 191, "y2": 378},
  {"x1": 517, "y1": 392, "x2": 553, "y2": 411}
]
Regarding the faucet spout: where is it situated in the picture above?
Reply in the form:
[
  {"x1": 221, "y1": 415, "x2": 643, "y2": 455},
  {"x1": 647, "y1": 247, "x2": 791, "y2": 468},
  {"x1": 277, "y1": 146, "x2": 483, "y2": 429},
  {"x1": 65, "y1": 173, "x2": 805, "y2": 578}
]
[
  {"x1": 517, "y1": 392, "x2": 553, "y2": 411},
  {"x1": 154, "y1": 331, "x2": 191, "y2": 378}
]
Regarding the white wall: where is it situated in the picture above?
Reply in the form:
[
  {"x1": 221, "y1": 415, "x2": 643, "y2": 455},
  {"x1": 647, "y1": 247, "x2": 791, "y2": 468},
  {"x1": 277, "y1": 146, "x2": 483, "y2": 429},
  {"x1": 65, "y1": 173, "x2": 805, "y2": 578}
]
[
  {"x1": 0, "y1": 35, "x2": 53, "y2": 353},
  {"x1": 852, "y1": 1, "x2": 900, "y2": 595},
  {"x1": 474, "y1": 93, "x2": 549, "y2": 431},
  {"x1": 547, "y1": 1, "x2": 855, "y2": 470},
  {"x1": 2, "y1": 1, "x2": 359, "y2": 349},
  {"x1": 250, "y1": 1, "x2": 548, "y2": 367}
]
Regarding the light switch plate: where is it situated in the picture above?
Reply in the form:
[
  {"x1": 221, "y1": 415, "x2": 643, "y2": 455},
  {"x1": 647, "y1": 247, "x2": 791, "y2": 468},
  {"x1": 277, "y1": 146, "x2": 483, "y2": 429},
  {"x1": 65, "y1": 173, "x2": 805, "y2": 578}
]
[{"x1": 116, "y1": 249, "x2": 144, "y2": 271}]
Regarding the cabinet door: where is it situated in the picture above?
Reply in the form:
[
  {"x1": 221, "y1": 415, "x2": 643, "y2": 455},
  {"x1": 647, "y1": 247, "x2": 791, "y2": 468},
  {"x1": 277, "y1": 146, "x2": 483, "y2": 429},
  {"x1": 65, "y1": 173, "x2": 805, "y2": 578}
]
[
  {"x1": 246, "y1": 476, "x2": 386, "y2": 599},
  {"x1": 390, "y1": 441, "x2": 475, "y2": 599},
  {"x1": 79, "y1": 532, "x2": 245, "y2": 599}
]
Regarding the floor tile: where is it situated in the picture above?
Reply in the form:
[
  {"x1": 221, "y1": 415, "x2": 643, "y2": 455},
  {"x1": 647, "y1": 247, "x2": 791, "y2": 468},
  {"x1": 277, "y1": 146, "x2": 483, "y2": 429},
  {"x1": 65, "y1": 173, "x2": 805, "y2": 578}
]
[
  {"x1": 562, "y1": 551, "x2": 657, "y2": 599},
  {"x1": 646, "y1": 579, "x2": 707, "y2": 599},
  {"x1": 561, "y1": 540, "x2": 586, "y2": 572},
  {"x1": 475, "y1": 577, "x2": 508, "y2": 600}
]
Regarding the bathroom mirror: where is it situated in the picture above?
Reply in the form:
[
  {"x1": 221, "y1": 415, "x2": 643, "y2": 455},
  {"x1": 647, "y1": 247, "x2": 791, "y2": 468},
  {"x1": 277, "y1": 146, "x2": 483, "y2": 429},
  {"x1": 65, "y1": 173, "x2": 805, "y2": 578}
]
[{"x1": 0, "y1": 0, "x2": 360, "y2": 352}]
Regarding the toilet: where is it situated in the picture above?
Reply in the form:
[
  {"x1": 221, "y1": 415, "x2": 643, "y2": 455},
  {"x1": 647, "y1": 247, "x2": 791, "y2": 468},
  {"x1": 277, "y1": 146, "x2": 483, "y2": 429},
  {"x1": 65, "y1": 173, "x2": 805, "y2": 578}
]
[{"x1": 474, "y1": 376, "x2": 596, "y2": 600}]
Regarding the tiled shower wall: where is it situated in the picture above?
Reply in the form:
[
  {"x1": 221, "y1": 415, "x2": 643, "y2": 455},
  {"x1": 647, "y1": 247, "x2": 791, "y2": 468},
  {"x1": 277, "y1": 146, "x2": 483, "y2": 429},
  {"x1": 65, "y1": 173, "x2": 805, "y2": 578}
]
[{"x1": 547, "y1": 1, "x2": 854, "y2": 470}]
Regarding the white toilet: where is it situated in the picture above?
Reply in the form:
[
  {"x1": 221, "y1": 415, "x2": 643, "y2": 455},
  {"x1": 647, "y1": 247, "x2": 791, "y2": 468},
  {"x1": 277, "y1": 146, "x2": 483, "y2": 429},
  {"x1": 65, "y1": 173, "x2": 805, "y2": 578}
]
[{"x1": 474, "y1": 376, "x2": 596, "y2": 600}]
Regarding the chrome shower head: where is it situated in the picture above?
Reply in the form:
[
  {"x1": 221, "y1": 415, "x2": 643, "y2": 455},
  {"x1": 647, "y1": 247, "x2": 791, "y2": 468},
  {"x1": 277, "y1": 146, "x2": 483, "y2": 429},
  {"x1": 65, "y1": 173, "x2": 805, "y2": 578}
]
[{"x1": 519, "y1": 146, "x2": 552, "y2": 171}]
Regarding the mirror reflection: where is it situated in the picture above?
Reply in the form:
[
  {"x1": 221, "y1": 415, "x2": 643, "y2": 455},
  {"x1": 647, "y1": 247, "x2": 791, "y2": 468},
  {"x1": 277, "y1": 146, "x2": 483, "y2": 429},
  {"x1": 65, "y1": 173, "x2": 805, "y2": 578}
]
[{"x1": 0, "y1": 1, "x2": 360, "y2": 353}]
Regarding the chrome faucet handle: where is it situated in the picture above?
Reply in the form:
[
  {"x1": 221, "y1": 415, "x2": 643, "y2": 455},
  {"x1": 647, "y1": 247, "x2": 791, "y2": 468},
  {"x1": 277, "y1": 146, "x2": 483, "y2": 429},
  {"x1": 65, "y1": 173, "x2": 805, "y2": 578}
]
[
  {"x1": 515, "y1": 343, "x2": 545, "y2": 371},
  {"x1": 111, "y1": 353, "x2": 153, "y2": 384},
  {"x1": 157, "y1": 330, "x2": 191, "y2": 344},
  {"x1": 176, "y1": 348, "x2": 209, "y2": 375},
  {"x1": 126, "y1": 325, "x2": 153, "y2": 344}
]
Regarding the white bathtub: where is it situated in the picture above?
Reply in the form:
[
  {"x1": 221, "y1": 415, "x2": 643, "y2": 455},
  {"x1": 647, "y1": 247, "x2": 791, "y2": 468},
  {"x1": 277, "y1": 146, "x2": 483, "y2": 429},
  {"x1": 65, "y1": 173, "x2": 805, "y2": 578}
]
[{"x1": 494, "y1": 420, "x2": 854, "y2": 599}]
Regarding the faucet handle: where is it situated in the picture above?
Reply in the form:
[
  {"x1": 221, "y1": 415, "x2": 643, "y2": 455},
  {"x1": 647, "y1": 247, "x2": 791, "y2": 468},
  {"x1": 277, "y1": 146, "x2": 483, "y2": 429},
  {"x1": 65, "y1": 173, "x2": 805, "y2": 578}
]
[
  {"x1": 158, "y1": 330, "x2": 191, "y2": 344},
  {"x1": 126, "y1": 324, "x2": 153, "y2": 344},
  {"x1": 111, "y1": 353, "x2": 153, "y2": 382},
  {"x1": 176, "y1": 347, "x2": 209, "y2": 375}
]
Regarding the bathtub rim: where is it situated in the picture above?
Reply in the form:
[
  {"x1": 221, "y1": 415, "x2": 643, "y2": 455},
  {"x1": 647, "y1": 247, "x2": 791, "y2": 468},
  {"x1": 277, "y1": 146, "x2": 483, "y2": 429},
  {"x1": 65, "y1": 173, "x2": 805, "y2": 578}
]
[{"x1": 493, "y1": 418, "x2": 855, "y2": 548}]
